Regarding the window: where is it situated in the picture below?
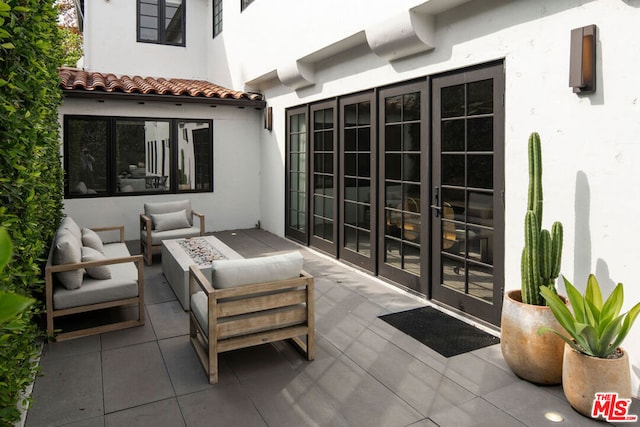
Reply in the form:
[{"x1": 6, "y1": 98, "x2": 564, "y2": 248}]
[
  {"x1": 138, "y1": 0, "x2": 185, "y2": 46},
  {"x1": 65, "y1": 116, "x2": 212, "y2": 197},
  {"x1": 241, "y1": 0, "x2": 254, "y2": 11},
  {"x1": 213, "y1": 0, "x2": 222, "y2": 37}
]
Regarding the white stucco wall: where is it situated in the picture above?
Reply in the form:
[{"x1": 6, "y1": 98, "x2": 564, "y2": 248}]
[
  {"x1": 59, "y1": 98, "x2": 262, "y2": 238},
  {"x1": 83, "y1": 0, "x2": 209, "y2": 79}
]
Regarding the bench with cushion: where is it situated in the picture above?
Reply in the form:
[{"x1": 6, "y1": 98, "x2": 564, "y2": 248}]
[
  {"x1": 45, "y1": 217, "x2": 144, "y2": 341},
  {"x1": 140, "y1": 200, "x2": 205, "y2": 265},
  {"x1": 189, "y1": 251, "x2": 314, "y2": 384}
]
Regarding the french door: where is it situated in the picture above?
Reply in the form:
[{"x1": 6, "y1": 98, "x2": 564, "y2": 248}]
[
  {"x1": 377, "y1": 83, "x2": 429, "y2": 294},
  {"x1": 430, "y1": 62, "x2": 505, "y2": 325}
]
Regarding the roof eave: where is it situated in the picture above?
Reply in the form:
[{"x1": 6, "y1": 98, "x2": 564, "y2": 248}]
[{"x1": 61, "y1": 89, "x2": 266, "y2": 109}]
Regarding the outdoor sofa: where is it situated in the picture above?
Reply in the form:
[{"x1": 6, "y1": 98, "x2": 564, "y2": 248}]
[{"x1": 45, "y1": 217, "x2": 144, "y2": 341}]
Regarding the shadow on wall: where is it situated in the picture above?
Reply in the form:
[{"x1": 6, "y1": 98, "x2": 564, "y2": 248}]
[{"x1": 573, "y1": 170, "x2": 616, "y2": 295}]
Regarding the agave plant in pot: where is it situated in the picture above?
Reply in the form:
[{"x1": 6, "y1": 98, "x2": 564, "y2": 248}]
[
  {"x1": 500, "y1": 132, "x2": 567, "y2": 385},
  {"x1": 539, "y1": 275, "x2": 640, "y2": 419}
]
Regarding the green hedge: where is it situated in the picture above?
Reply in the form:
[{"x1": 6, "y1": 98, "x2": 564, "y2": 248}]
[{"x1": 0, "y1": 1, "x2": 64, "y2": 424}]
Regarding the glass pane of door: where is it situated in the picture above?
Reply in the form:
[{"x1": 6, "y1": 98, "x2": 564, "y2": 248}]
[
  {"x1": 312, "y1": 108, "x2": 335, "y2": 243},
  {"x1": 439, "y1": 79, "x2": 495, "y2": 301},
  {"x1": 383, "y1": 92, "x2": 421, "y2": 276},
  {"x1": 343, "y1": 101, "x2": 372, "y2": 257}
]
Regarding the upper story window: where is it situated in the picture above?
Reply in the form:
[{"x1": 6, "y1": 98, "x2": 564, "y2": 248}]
[
  {"x1": 241, "y1": 0, "x2": 254, "y2": 11},
  {"x1": 138, "y1": 0, "x2": 185, "y2": 46},
  {"x1": 213, "y1": 0, "x2": 222, "y2": 38}
]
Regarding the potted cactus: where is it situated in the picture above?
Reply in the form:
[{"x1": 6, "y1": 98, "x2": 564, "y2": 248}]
[
  {"x1": 539, "y1": 275, "x2": 640, "y2": 419},
  {"x1": 500, "y1": 132, "x2": 567, "y2": 384}
]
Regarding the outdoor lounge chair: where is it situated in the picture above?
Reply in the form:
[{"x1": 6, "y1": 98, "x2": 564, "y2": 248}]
[
  {"x1": 188, "y1": 251, "x2": 315, "y2": 384},
  {"x1": 139, "y1": 200, "x2": 205, "y2": 265}
]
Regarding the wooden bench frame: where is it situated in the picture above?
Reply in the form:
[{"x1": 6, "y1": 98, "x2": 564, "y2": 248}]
[
  {"x1": 45, "y1": 225, "x2": 145, "y2": 341},
  {"x1": 189, "y1": 264, "x2": 315, "y2": 384},
  {"x1": 140, "y1": 210, "x2": 205, "y2": 265}
]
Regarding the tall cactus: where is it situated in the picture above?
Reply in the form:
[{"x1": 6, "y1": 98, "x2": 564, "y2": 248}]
[{"x1": 521, "y1": 132, "x2": 563, "y2": 305}]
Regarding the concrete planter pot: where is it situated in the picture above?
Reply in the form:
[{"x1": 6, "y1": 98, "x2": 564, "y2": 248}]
[
  {"x1": 500, "y1": 290, "x2": 566, "y2": 385},
  {"x1": 562, "y1": 343, "x2": 632, "y2": 419}
]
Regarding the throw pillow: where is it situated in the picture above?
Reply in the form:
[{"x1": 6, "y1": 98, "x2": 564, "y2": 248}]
[
  {"x1": 82, "y1": 228, "x2": 105, "y2": 253},
  {"x1": 53, "y1": 232, "x2": 83, "y2": 290},
  {"x1": 151, "y1": 209, "x2": 191, "y2": 232},
  {"x1": 81, "y1": 246, "x2": 112, "y2": 280}
]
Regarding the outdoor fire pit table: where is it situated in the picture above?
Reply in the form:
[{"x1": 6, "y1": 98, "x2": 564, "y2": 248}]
[{"x1": 162, "y1": 235, "x2": 243, "y2": 310}]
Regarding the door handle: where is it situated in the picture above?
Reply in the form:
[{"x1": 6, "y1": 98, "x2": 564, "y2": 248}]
[{"x1": 431, "y1": 186, "x2": 441, "y2": 217}]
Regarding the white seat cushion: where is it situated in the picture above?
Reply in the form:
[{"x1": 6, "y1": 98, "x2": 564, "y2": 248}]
[{"x1": 53, "y1": 243, "x2": 139, "y2": 309}]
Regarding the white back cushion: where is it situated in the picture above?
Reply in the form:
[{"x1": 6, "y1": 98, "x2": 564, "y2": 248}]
[{"x1": 211, "y1": 251, "x2": 303, "y2": 289}]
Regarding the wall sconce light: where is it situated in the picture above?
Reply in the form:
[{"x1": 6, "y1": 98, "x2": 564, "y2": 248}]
[
  {"x1": 264, "y1": 106, "x2": 273, "y2": 131},
  {"x1": 569, "y1": 24, "x2": 596, "y2": 94}
]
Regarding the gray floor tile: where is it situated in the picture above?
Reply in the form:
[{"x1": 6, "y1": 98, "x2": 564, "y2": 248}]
[
  {"x1": 443, "y1": 351, "x2": 520, "y2": 396},
  {"x1": 303, "y1": 353, "x2": 424, "y2": 427},
  {"x1": 146, "y1": 300, "x2": 189, "y2": 339},
  {"x1": 429, "y1": 397, "x2": 526, "y2": 427},
  {"x1": 59, "y1": 416, "x2": 105, "y2": 427},
  {"x1": 143, "y1": 267, "x2": 178, "y2": 305},
  {"x1": 104, "y1": 398, "x2": 185, "y2": 427},
  {"x1": 484, "y1": 381, "x2": 605, "y2": 427},
  {"x1": 157, "y1": 335, "x2": 216, "y2": 395},
  {"x1": 178, "y1": 385, "x2": 267, "y2": 427},
  {"x1": 241, "y1": 368, "x2": 352, "y2": 427},
  {"x1": 100, "y1": 307, "x2": 156, "y2": 350},
  {"x1": 222, "y1": 343, "x2": 297, "y2": 382},
  {"x1": 344, "y1": 328, "x2": 476, "y2": 416},
  {"x1": 102, "y1": 341, "x2": 174, "y2": 413},
  {"x1": 40, "y1": 335, "x2": 101, "y2": 360},
  {"x1": 26, "y1": 352, "x2": 103, "y2": 427}
]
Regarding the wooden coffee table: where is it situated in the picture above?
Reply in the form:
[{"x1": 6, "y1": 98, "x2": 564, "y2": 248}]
[{"x1": 162, "y1": 235, "x2": 243, "y2": 310}]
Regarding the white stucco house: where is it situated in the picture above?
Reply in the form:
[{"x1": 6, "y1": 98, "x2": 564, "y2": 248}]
[{"x1": 59, "y1": 0, "x2": 640, "y2": 397}]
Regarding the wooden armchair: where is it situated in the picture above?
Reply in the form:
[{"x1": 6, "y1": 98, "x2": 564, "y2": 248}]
[
  {"x1": 188, "y1": 251, "x2": 314, "y2": 384},
  {"x1": 139, "y1": 200, "x2": 205, "y2": 265}
]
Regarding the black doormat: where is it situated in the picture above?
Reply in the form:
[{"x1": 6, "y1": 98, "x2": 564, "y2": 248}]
[{"x1": 379, "y1": 306, "x2": 500, "y2": 357}]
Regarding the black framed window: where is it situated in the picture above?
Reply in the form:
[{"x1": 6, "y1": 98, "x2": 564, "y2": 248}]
[
  {"x1": 241, "y1": 0, "x2": 254, "y2": 11},
  {"x1": 213, "y1": 0, "x2": 222, "y2": 38},
  {"x1": 285, "y1": 108, "x2": 308, "y2": 244},
  {"x1": 64, "y1": 116, "x2": 212, "y2": 197},
  {"x1": 138, "y1": 0, "x2": 185, "y2": 46}
]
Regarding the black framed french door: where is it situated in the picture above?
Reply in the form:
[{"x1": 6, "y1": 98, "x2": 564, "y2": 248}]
[
  {"x1": 285, "y1": 106, "x2": 309, "y2": 245},
  {"x1": 377, "y1": 82, "x2": 429, "y2": 294},
  {"x1": 430, "y1": 61, "x2": 505, "y2": 326},
  {"x1": 339, "y1": 92, "x2": 376, "y2": 272},
  {"x1": 309, "y1": 102, "x2": 338, "y2": 255}
]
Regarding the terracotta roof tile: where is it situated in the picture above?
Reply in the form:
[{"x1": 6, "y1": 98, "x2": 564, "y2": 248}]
[{"x1": 59, "y1": 68, "x2": 263, "y2": 102}]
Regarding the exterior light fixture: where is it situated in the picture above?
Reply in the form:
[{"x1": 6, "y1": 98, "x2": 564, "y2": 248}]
[
  {"x1": 569, "y1": 24, "x2": 596, "y2": 94},
  {"x1": 264, "y1": 106, "x2": 272, "y2": 131}
]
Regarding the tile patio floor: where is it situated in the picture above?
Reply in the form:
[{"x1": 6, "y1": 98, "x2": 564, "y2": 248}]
[{"x1": 24, "y1": 229, "x2": 637, "y2": 427}]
